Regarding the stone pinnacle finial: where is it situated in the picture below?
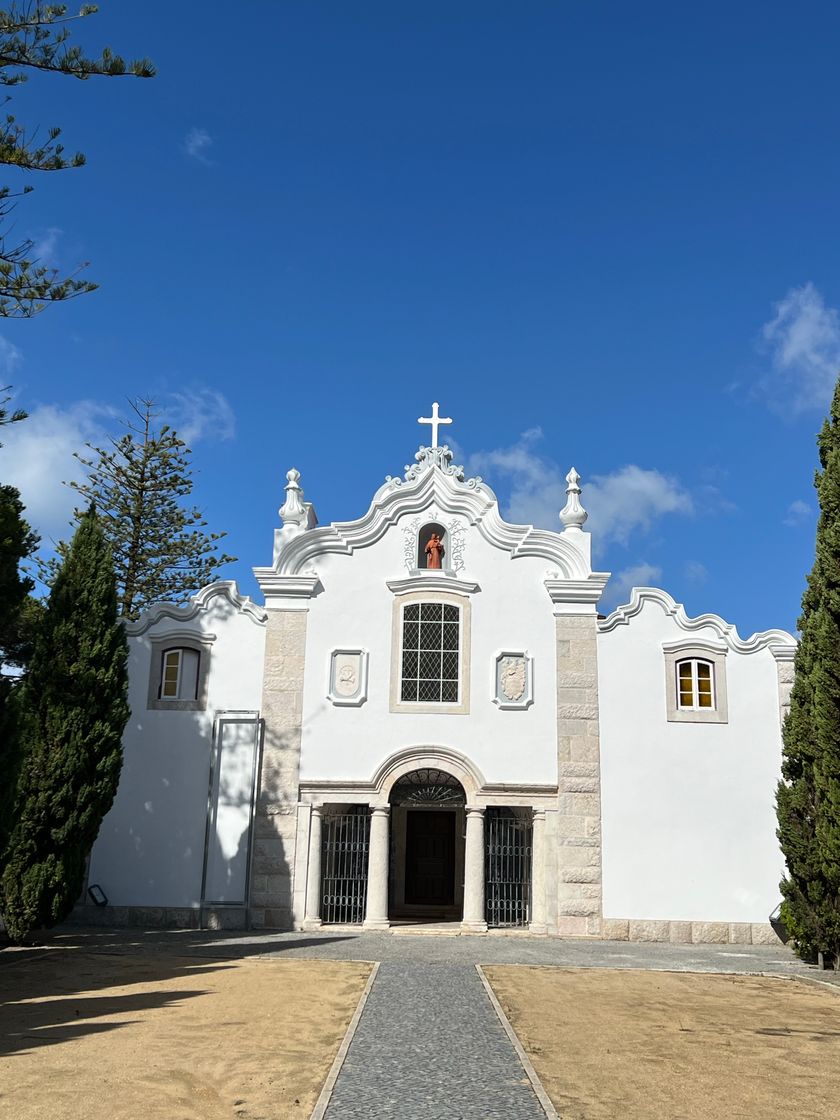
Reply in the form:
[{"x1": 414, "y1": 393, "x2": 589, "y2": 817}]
[
  {"x1": 279, "y1": 467, "x2": 307, "y2": 530},
  {"x1": 559, "y1": 467, "x2": 588, "y2": 530}
]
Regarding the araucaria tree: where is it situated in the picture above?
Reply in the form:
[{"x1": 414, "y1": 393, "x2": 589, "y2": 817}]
[
  {"x1": 0, "y1": 505, "x2": 128, "y2": 942},
  {"x1": 777, "y1": 376, "x2": 840, "y2": 967},
  {"x1": 0, "y1": 5, "x2": 153, "y2": 316},
  {"x1": 69, "y1": 398, "x2": 236, "y2": 619}
]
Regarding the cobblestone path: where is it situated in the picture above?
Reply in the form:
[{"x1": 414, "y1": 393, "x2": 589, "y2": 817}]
[{"x1": 323, "y1": 961, "x2": 547, "y2": 1119}]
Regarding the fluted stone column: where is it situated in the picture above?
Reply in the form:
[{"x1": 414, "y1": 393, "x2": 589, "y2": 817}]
[
  {"x1": 303, "y1": 806, "x2": 323, "y2": 928},
  {"x1": 462, "y1": 806, "x2": 487, "y2": 932},
  {"x1": 364, "y1": 806, "x2": 391, "y2": 929},
  {"x1": 530, "y1": 808, "x2": 547, "y2": 934}
]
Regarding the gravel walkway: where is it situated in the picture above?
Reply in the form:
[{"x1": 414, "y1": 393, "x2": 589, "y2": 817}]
[{"x1": 322, "y1": 960, "x2": 545, "y2": 1120}]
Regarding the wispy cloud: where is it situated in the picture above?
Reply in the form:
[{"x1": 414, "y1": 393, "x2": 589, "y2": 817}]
[
  {"x1": 784, "y1": 499, "x2": 812, "y2": 527},
  {"x1": 684, "y1": 560, "x2": 709, "y2": 584},
  {"x1": 0, "y1": 400, "x2": 115, "y2": 546},
  {"x1": 163, "y1": 387, "x2": 235, "y2": 444},
  {"x1": 759, "y1": 283, "x2": 840, "y2": 413},
  {"x1": 31, "y1": 227, "x2": 62, "y2": 267},
  {"x1": 0, "y1": 335, "x2": 22, "y2": 377},
  {"x1": 468, "y1": 429, "x2": 692, "y2": 549},
  {"x1": 183, "y1": 127, "x2": 214, "y2": 165},
  {"x1": 603, "y1": 562, "x2": 662, "y2": 609}
]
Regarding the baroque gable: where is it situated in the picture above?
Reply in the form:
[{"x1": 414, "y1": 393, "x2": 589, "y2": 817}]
[{"x1": 254, "y1": 443, "x2": 609, "y2": 608}]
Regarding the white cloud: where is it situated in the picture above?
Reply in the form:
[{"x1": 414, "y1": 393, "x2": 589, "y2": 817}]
[
  {"x1": 602, "y1": 562, "x2": 662, "y2": 609},
  {"x1": 784, "y1": 499, "x2": 812, "y2": 527},
  {"x1": 760, "y1": 283, "x2": 840, "y2": 413},
  {"x1": 468, "y1": 430, "x2": 692, "y2": 549},
  {"x1": 184, "y1": 127, "x2": 214, "y2": 165},
  {"x1": 684, "y1": 560, "x2": 709, "y2": 584},
  {"x1": 163, "y1": 387, "x2": 235, "y2": 444},
  {"x1": 0, "y1": 400, "x2": 114, "y2": 546},
  {"x1": 0, "y1": 336, "x2": 23, "y2": 378},
  {"x1": 31, "y1": 227, "x2": 62, "y2": 267}
]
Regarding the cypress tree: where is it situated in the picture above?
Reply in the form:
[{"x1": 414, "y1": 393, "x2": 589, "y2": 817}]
[
  {"x1": 777, "y1": 376, "x2": 840, "y2": 966},
  {"x1": 0, "y1": 505, "x2": 128, "y2": 942},
  {"x1": 0, "y1": 483, "x2": 37, "y2": 863},
  {"x1": 0, "y1": 390, "x2": 38, "y2": 866}
]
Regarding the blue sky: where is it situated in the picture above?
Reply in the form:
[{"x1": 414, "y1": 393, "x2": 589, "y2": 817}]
[{"x1": 1, "y1": 2, "x2": 839, "y2": 636}]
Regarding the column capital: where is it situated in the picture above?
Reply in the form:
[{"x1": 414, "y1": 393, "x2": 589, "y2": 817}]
[
  {"x1": 310, "y1": 803, "x2": 324, "y2": 819},
  {"x1": 465, "y1": 805, "x2": 485, "y2": 818},
  {"x1": 370, "y1": 804, "x2": 391, "y2": 818},
  {"x1": 532, "y1": 807, "x2": 547, "y2": 822}
]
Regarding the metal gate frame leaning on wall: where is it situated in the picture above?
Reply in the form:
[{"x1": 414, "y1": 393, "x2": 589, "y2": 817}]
[{"x1": 200, "y1": 710, "x2": 264, "y2": 928}]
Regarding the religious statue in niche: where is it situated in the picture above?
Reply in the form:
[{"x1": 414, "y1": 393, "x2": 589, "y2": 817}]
[{"x1": 425, "y1": 531, "x2": 445, "y2": 569}]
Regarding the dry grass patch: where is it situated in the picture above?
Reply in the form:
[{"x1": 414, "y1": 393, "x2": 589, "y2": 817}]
[
  {"x1": 483, "y1": 966, "x2": 840, "y2": 1120},
  {"x1": 0, "y1": 948, "x2": 371, "y2": 1120}
]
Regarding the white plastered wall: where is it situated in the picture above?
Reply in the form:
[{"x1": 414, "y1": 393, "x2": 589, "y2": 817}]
[
  {"x1": 88, "y1": 591, "x2": 266, "y2": 908},
  {"x1": 298, "y1": 514, "x2": 559, "y2": 787},
  {"x1": 598, "y1": 595, "x2": 788, "y2": 924}
]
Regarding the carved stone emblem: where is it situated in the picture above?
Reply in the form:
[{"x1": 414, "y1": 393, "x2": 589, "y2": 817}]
[
  {"x1": 493, "y1": 651, "x2": 533, "y2": 710},
  {"x1": 328, "y1": 649, "x2": 368, "y2": 706},
  {"x1": 337, "y1": 664, "x2": 357, "y2": 694},
  {"x1": 500, "y1": 657, "x2": 526, "y2": 702}
]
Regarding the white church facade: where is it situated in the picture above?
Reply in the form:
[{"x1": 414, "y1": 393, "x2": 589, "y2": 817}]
[{"x1": 83, "y1": 408, "x2": 797, "y2": 944}]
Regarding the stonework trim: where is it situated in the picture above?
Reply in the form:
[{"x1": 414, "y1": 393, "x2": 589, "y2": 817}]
[
  {"x1": 389, "y1": 589, "x2": 472, "y2": 715},
  {"x1": 663, "y1": 641, "x2": 729, "y2": 725},
  {"x1": 599, "y1": 918, "x2": 784, "y2": 946},
  {"x1": 146, "y1": 631, "x2": 214, "y2": 711},
  {"x1": 555, "y1": 613, "x2": 603, "y2": 928}
]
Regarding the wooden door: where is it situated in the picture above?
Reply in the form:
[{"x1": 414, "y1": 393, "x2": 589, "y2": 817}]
[{"x1": 405, "y1": 810, "x2": 455, "y2": 906}]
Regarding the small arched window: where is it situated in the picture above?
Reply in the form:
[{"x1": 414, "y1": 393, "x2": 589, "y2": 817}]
[
  {"x1": 676, "y1": 658, "x2": 714, "y2": 711},
  {"x1": 417, "y1": 522, "x2": 446, "y2": 569},
  {"x1": 159, "y1": 647, "x2": 201, "y2": 701}
]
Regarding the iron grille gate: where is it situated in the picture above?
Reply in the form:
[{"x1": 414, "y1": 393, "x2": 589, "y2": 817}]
[
  {"x1": 485, "y1": 808, "x2": 532, "y2": 928},
  {"x1": 321, "y1": 809, "x2": 370, "y2": 924}
]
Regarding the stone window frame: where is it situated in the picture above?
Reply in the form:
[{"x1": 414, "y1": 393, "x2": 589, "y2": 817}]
[
  {"x1": 147, "y1": 630, "x2": 215, "y2": 711},
  {"x1": 389, "y1": 589, "x2": 471, "y2": 715},
  {"x1": 663, "y1": 639, "x2": 728, "y2": 724}
]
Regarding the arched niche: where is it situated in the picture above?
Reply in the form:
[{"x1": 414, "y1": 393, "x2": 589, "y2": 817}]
[{"x1": 417, "y1": 521, "x2": 447, "y2": 569}]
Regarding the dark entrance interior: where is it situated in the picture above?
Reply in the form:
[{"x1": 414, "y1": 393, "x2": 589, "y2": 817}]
[{"x1": 404, "y1": 810, "x2": 455, "y2": 906}]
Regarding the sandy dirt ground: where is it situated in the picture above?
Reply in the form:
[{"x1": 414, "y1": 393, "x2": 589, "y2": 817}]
[
  {"x1": 484, "y1": 966, "x2": 840, "y2": 1120},
  {"x1": 0, "y1": 947, "x2": 371, "y2": 1120}
]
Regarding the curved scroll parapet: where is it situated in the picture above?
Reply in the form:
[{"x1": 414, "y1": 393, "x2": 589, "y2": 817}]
[
  {"x1": 261, "y1": 446, "x2": 593, "y2": 583},
  {"x1": 125, "y1": 580, "x2": 267, "y2": 636},
  {"x1": 597, "y1": 586, "x2": 797, "y2": 655}
]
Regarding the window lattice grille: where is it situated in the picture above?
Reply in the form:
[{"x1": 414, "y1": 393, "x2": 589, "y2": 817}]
[{"x1": 400, "y1": 602, "x2": 460, "y2": 703}]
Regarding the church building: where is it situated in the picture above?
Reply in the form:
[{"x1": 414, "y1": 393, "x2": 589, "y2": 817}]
[{"x1": 84, "y1": 405, "x2": 797, "y2": 944}]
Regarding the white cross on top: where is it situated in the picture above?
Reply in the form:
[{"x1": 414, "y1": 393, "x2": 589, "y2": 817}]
[{"x1": 418, "y1": 401, "x2": 452, "y2": 448}]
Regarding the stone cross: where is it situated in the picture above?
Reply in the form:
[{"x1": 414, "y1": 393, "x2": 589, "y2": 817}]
[{"x1": 418, "y1": 401, "x2": 452, "y2": 448}]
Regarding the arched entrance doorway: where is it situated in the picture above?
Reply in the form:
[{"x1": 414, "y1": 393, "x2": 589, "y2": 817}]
[{"x1": 388, "y1": 768, "x2": 466, "y2": 921}]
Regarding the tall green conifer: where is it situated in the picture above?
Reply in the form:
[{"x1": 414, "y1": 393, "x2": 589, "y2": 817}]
[
  {"x1": 1, "y1": 505, "x2": 128, "y2": 942},
  {"x1": 65, "y1": 398, "x2": 235, "y2": 619},
  {"x1": 0, "y1": 483, "x2": 37, "y2": 862},
  {"x1": 777, "y1": 377, "x2": 840, "y2": 966}
]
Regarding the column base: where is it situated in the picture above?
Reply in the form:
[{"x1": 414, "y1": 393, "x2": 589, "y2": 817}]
[
  {"x1": 460, "y1": 920, "x2": 488, "y2": 933},
  {"x1": 363, "y1": 918, "x2": 391, "y2": 930},
  {"x1": 301, "y1": 918, "x2": 323, "y2": 931},
  {"x1": 528, "y1": 922, "x2": 548, "y2": 935}
]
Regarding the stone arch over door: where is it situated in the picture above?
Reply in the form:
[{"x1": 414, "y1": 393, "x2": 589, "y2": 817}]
[{"x1": 370, "y1": 745, "x2": 486, "y2": 808}]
